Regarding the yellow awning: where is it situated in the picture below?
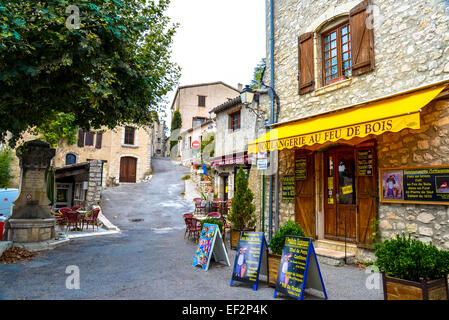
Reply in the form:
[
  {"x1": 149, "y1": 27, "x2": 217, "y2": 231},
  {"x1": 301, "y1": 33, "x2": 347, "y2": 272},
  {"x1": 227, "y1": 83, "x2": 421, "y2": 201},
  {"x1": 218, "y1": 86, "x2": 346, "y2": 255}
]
[{"x1": 248, "y1": 85, "x2": 446, "y2": 154}]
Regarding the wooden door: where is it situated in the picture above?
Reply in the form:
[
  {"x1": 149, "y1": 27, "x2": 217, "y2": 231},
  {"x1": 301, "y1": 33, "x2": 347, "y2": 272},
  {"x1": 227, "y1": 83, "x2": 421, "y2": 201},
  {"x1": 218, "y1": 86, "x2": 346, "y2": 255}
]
[
  {"x1": 356, "y1": 141, "x2": 378, "y2": 247},
  {"x1": 324, "y1": 146, "x2": 357, "y2": 242},
  {"x1": 120, "y1": 157, "x2": 137, "y2": 183},
  {"x1": 295, "y1": 150, "x2": 315, "y2": 238}
]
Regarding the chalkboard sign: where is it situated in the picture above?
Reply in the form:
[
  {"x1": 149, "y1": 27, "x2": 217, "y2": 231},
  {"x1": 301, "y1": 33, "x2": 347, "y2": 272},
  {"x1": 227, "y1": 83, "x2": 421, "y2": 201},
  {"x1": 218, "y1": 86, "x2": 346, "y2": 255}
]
[
  {"x1": 193, "y1": 223, "x2": 230, "y2": 271},
  {"x1": 357, "y1": 148, "x2": 373, "y2": 176},
  {"x1": 274, "y1": 236, "x2": 327, "y2": 300},
  {"x1": 380, "y1": 166, "x2": 449, "y2": 205},
  {"x1": 282, "y1": 175, "x2": 295, "y2": 202},
  {"x1": 230, "y1": 232, "x2": 268, "y2": 291},
  {"x1": 295, "y1": 158, "x2": 307, "y2": 180}
]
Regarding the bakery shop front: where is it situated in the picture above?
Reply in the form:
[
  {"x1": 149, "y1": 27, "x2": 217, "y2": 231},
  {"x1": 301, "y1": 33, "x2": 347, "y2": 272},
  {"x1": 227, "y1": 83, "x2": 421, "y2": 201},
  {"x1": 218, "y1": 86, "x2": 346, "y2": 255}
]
[{"x1": 248, "y1": 83, "x2": 449, "y2": 256}]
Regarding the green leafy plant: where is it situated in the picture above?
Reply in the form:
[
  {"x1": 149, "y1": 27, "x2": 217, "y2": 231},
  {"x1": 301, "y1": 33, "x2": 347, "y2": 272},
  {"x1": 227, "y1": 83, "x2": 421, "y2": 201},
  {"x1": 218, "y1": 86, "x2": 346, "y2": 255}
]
[
  {"x1": 32, "y1": 113, "x2": 78, "y2": 147},
  {"x1": 374, "y1": 233, "x2": 449, "y2": 282},
  {"x1": 369, "y1": 217, "x2": 382, "y2": 250},
  {"x1": 1, "y1": 0, "x2": 180, "y2": 147},
  {"x1": 181, "y1": 174, "x2": 190, "y2": 180},
  {"x1": 0, "y1": 145, "x2": 13, "y2": 188},
  {"x1": 226, "y1": 167, "x2": 256, "y2": 231},
  {"x1": 269, "y1": 220, "x2": 306, "y2": 255},
  {"x1": 200, "y1": 218, "x2": 223, "y2": 235}
]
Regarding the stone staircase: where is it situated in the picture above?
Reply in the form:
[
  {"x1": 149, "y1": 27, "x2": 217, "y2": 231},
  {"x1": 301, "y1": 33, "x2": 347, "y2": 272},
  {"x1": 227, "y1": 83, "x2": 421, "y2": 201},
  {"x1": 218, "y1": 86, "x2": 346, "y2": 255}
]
[{"x1": 313, "y1": 239, "x2": 357, "y2": 266}]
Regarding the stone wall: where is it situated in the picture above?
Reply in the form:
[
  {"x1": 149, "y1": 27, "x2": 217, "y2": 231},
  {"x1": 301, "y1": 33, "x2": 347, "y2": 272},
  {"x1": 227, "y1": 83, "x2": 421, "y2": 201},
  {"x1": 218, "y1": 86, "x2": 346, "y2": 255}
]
[
  {"x1": 376, "y1": 99, "x2": 449, "y2": 250},
  {"x1": 266, "y1": 0, "x2": 449, "y2": 121},
  {"x1": 85, "y1": 160, "x2": 103, "y2": 209}
]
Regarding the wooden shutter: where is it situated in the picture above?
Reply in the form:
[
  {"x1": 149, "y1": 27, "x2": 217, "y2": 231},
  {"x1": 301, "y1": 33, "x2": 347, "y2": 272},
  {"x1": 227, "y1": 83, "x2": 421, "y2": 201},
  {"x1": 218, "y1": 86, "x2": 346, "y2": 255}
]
[
  {"x1": 350, "y1": 0, "x2": 375, "y2": 76},
  {"x1": 95, "y1": 132, "x2": 103, "y2": 149},
  {"x1": 298, "y1": 32, "x2": 315, "y2": 95},
  {"x1": 77, "y1": 129, "x2": 85, "y2": 147}
]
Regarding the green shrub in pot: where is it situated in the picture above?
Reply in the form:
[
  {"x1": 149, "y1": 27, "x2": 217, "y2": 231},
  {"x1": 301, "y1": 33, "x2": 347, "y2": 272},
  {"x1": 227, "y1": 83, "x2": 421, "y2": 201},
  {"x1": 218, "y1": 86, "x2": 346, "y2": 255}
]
[
  {"x1": 374, "y1": 233, "x2": 449, "y2": 282},
  {"x1": 200, "y1": 218, "x2": 223, "y2": 235},
  {"x1": 269, "y1": 220, "x2": 306, "y2": 255}
]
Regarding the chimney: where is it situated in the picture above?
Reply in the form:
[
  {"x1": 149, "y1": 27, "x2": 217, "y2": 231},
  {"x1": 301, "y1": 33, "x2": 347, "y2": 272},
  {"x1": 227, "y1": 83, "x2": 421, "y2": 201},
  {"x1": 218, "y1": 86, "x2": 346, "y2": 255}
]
[{"x1": 237, "y1": 83, "x2": 243, "y2": 91}]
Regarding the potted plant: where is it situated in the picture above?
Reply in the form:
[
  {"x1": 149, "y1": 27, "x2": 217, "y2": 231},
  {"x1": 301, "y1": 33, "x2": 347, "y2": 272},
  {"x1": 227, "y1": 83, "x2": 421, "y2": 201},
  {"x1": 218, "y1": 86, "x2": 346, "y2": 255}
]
[
  {"x1": 267, "y1": 220, "x2": 305, "y2": 287},
  {"x1": 375, "y1": 233, "x2": 449, "y2": 300},
  {"x1": 226, "y1": 167, "x2": 257, "y2": 249},
  {"x1": 200, "y1": 217, "x2": 223, "y2": 235}
]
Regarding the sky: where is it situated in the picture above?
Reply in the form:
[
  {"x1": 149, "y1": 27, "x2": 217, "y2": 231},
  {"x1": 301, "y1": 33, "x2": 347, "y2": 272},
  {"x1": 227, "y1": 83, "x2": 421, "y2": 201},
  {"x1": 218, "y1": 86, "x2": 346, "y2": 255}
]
[{"x1": 163, "y1": 0, "x2": 266, "y2": 126}]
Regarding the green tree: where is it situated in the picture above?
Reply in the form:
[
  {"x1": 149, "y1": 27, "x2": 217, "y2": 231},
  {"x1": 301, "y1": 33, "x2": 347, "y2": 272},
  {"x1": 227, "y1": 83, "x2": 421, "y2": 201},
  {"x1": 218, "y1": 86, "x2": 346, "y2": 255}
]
[
  {"x1": 32, "y1": 112, "x2": 79, "y2": 147},
  {"x1": 227, "y1": 167, "x2": 256, "y2": 230},
  {"x1": 170, "y1": 109, "x2": 182, "y2": 151},
  {"x1": 250, "y1": 58, "x2": 266, "y2": 89},
  {"x1": 0, "y1": 0, "x2": 180, "y2": 147},
  {"x1": 0, "y1": 145, "x2": 13, "y2": 188}
]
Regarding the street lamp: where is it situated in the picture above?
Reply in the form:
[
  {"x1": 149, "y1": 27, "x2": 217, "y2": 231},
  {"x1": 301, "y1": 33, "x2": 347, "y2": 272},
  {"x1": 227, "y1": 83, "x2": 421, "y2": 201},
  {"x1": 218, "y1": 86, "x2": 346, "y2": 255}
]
[{"x1": 240, "y1": 85, "x2": 254, "y2": 105}]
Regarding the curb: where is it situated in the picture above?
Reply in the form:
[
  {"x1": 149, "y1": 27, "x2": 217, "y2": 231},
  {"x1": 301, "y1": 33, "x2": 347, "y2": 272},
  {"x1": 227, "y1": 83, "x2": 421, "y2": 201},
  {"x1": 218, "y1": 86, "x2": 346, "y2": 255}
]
[{"x1": 13, "y1": 238, "x2": 71, "y2": 252}]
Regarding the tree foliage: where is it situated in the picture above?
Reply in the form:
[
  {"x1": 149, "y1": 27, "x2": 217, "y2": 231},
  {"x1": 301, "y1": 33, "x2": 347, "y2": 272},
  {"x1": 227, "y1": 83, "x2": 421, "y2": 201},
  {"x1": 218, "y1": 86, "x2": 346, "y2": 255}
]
[
  {"x1": 32, "y1": 112, "x2": 79, "y2": 147},
  {"x1": 0, "y1": 0, "x2": 180, "y2": 146},
  {"x1": 227, "y1": 167, "x2": 256, "y2": 231},
  {"x1": 0, "y1": 145, "x2": 13, "y2": 188},
  {"x1": 250, "y1": 58, "x2": 266, "y2": 89},
  {"x1": 170, "y1": 109, "x2": 182, "y2": 150}
]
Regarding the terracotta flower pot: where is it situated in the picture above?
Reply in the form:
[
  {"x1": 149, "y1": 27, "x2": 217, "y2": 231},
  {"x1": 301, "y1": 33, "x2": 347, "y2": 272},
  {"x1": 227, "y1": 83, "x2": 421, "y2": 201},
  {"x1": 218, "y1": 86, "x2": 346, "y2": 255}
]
[{"x1": 382, "y1": 271, "x2": 449, "y2": 300}]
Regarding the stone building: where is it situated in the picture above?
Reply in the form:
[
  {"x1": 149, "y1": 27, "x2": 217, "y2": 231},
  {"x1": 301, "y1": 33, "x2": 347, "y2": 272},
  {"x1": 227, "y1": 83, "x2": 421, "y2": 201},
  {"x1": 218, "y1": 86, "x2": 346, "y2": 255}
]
[
  {"x1": 9, "y1": 124, "x2": 155, "y2": 187},
  {"x1": 152, "y1": 120, "x2": 167, "y2": 158},
  {"x1": 169, "y1": 81, "x2": 241, "y2": 161},
  {"x1": 209, "y1": 96, "x2": 262, "y2": 200},
  {"x1": 248, "y1": 0, "x2": 449, "y2": 262},
  {"x1": 180, "y1": 119, "x2": 216, "y2": 166}
]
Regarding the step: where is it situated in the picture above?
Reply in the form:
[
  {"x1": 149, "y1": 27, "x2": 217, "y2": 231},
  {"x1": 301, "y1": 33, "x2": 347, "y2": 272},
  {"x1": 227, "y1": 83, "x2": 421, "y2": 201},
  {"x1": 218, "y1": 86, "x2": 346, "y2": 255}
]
[
  {"x1": 314, "y1": 247, "x2": 355, "y2": 266},
  {"x1": 315, "y1": 239, "x2": 358, "y2": 256}
]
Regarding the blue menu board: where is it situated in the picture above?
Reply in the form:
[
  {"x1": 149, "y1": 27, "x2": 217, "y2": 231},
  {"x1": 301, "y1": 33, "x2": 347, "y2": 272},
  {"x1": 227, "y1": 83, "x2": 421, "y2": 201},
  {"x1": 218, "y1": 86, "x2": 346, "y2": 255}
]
[
  {"x1": 230, "y1": 231, "x2": 268, "y2": 291},
  {"x1": 193, "y1": 223, "x2": 230, "y2": 271},
  {"x1": 274, "y1": 236, "x2": 327, "y2": 300}
]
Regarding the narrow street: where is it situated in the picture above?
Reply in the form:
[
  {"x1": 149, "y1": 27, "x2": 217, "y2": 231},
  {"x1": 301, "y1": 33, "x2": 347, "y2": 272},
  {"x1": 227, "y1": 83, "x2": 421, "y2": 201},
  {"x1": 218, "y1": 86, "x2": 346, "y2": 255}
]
[{"x1": 0, "y1": 159, "x2": 382, "y2": 300}]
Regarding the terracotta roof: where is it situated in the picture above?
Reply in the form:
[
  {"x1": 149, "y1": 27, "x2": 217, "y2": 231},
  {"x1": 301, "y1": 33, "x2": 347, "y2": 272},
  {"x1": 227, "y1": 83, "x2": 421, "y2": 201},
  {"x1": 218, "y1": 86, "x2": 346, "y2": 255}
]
[{"x1": 209, "y1": 96, "x2": 241, "y2": 114}]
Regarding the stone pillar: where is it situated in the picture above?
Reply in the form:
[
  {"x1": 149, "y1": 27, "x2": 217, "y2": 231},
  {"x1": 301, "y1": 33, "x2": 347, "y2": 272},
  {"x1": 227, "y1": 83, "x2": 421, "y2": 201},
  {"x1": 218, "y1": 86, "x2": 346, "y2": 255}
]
[{"x1": 5, "y1": 140, "x2": 56, "y2": 243}]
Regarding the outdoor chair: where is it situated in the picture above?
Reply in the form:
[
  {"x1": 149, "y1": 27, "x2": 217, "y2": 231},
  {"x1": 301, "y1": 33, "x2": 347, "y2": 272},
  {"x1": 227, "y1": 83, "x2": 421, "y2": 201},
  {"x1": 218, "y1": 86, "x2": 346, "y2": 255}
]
[
  {"x1": 185, "y1": 217, "x2": 201, "y2": 242},
  {"x1": 211, "y1": 198, "x2": 222, "y2": 212},
  {"x1": 193, "y1": 198, "x2": 206, "y2": 215},
  {"x1": 183, "y1": 213, "x2": 193, "y2": 239},
  {"x1": 83, "y1": 208, "x2": 100, "y2": 231},
  {"x1": 65, "y1": 211, "x2": 81, "y2": 232},
  {"x1": 207, "y1": 211, "x2": 220, "y2": 218},
  {"x1": 71, "y1": 205, "x2": 82, "y2": 211}
]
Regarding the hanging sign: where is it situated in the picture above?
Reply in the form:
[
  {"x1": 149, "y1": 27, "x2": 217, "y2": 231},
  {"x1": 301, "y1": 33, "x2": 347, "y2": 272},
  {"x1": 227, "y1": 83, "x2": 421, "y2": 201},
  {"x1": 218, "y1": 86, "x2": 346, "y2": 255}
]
[
  {"x1": 193, "y1": 223, "x2": 230, "y2": 271},
  {"x1": 295, "y1": 157, "x2": 307, "y2": 180},
  {"x1": 274, "y1": 236, "x2": 327, "y2": 300},
  {"x1": 380, "y1": 165, "x2": 449, "y2": 205},
  {"x1": 257, "y1": 158, "x2": 268, "y2": 170},
  {"x1": 230, "y1": 232, "x2": 269, "y2": 291},
  {"x1": 281, "y1": 175, "x2": 295, "y2": 202}
]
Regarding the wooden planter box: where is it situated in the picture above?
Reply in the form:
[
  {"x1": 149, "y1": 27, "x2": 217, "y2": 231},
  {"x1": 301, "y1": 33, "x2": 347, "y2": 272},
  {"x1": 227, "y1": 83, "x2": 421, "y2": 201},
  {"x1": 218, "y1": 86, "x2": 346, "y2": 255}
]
[
  {"x1": 382, "y1": 271, "x2": 449, "y2": 300},
  {"x1": 230, "y1": 228, "x2": 256, "y2": 250},
  {"x1": 268, "y1": 253, "x2": 281, "y2": 287}
]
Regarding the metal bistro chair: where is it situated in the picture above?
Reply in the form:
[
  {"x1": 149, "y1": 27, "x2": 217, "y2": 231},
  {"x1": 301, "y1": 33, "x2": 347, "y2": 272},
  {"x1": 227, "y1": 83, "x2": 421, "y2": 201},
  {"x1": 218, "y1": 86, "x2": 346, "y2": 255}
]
[{"x1": 56, "y1": 207, "x2": 72, "y2": 229}]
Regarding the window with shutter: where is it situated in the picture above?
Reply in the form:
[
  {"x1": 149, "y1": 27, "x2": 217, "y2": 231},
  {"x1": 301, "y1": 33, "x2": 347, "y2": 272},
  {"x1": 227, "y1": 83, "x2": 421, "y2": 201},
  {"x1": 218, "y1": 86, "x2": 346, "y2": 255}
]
[
  {"x1": 77, "y1": 129, "x2": 85, "y2": 147},
  {"x1": 298, "y1": 32, "x2": 315, "y2": 95},
  {"x1": 322, "y1": 23, "x2": 352, "y2": 86},
  {"x1": 349, "y1": 0, "x2": 374, "y2": 76},
  {"x1": 84, "y1": 132, "x2": 95, "y2": 146}
]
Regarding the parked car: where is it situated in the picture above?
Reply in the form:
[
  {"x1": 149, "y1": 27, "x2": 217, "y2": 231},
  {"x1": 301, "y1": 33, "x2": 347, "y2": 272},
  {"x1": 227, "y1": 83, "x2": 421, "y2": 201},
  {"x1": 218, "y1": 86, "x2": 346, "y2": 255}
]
[{"x1": 0, "y1": 188, "x2": 19, "y2": 218}]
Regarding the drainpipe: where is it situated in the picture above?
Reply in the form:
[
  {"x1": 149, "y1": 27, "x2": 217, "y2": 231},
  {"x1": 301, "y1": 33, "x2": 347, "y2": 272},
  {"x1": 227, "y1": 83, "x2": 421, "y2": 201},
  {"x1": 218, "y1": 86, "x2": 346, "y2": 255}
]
[{"x1": 268, "y1": 0, "x2": 275, "y2": 242}]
